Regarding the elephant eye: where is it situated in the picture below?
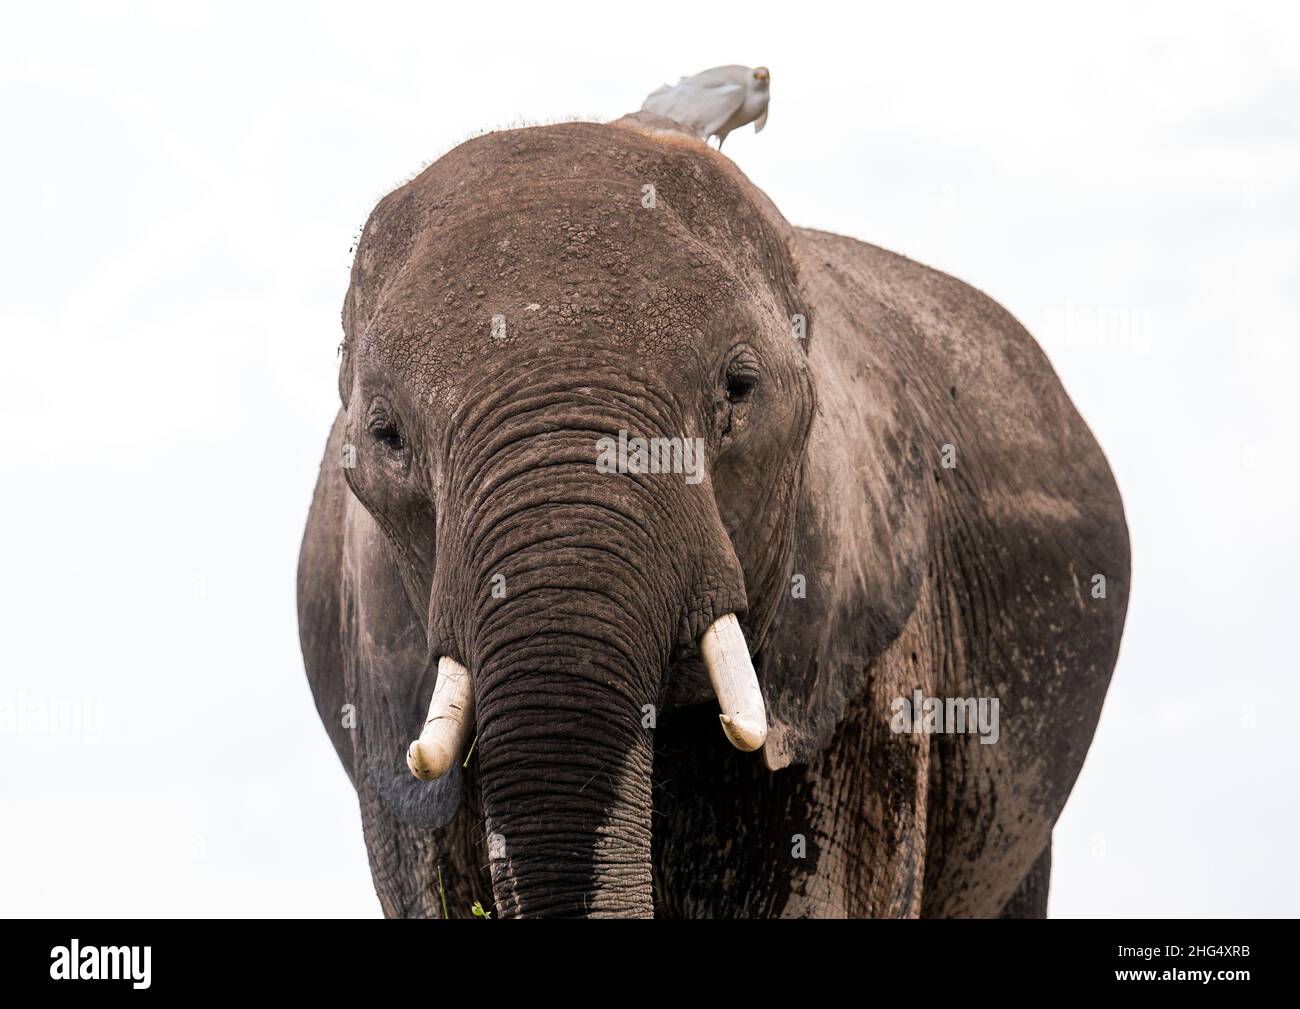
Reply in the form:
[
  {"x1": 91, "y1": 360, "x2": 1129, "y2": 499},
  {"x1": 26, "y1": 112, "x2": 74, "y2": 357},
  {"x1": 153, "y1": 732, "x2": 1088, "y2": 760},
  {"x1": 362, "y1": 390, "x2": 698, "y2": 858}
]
[
  {"x1": 367, "y1": 397, "x2": 406, "y2": 452},
  {"x1": 725, "y1": 355, "x2": 760, "y2": 403},
  {"x1": 371, "y1": 422, "x2": 404, "y2": 452}
]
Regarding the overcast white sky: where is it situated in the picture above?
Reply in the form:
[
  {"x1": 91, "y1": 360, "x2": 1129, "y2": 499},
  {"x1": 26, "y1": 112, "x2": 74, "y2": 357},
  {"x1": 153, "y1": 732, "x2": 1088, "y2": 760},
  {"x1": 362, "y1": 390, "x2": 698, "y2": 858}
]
[{"x1": 1, "y1": 1, "x2": 1296, "y2": 917}]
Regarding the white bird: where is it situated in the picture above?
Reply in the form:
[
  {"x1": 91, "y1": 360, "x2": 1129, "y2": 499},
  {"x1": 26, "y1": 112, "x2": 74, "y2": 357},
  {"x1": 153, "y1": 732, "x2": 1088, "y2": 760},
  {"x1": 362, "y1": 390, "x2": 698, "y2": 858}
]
[{"x1": 641, "y1": 65, "x2": 770, "y2": 148}]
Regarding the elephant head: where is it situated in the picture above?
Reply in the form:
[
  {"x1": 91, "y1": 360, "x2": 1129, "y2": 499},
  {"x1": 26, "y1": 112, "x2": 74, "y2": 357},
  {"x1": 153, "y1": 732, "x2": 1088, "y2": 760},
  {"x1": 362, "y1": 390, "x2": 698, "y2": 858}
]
[{"x1": 298, "y1": 116, "x2": 1128, "y2": 917}]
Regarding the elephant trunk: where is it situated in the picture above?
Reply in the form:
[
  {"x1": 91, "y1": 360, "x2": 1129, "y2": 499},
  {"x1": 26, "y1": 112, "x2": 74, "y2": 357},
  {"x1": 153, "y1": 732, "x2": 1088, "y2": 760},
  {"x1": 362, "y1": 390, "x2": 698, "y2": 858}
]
[
  {"x1": 420, "y1": 368, "x2": 753, "y2": 917},
  {"x1": 476, "y1": 624, "x2": 658, "y2": 918},
  {"x1": 461, "y1": 492, "x2": 672, "y2": 918}
]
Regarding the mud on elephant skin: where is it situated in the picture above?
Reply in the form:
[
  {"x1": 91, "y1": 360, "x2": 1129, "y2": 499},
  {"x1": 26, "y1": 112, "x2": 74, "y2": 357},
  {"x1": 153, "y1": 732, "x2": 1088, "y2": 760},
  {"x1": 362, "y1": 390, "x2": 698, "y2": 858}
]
[{"x1": 296, "y1": 114, "x2": 1129, "y2": 918}]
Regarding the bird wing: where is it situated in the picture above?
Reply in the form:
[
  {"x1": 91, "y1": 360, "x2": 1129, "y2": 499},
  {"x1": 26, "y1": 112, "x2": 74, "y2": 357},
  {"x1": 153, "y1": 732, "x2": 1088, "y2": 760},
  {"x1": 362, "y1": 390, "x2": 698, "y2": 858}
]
[
  {"x1": 641, "y1": 80, "x2": 746, "y2": 138},
  {"x1": 678, "y1": 65, "x2": 752, "y2": 88}
]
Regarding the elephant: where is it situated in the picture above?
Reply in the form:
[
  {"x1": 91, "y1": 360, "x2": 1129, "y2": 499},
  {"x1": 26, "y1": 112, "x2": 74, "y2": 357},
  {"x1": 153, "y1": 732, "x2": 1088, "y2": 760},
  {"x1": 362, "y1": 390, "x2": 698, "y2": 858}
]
[{"x1": 296, "y1": 112, "x2": 1129, "y2": 919}]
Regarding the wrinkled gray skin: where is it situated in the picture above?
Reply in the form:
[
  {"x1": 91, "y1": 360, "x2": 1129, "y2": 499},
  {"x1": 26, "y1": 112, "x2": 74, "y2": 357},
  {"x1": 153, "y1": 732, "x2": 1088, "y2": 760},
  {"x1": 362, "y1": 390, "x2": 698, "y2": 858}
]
[{"x1": 297, "y1": 115, "x2": 1129, "y2": 918}]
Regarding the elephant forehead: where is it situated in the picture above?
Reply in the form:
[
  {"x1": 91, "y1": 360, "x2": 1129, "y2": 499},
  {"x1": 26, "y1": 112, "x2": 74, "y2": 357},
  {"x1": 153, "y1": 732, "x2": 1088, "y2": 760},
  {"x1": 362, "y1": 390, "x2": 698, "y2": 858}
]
[
  {"x1": 342, "y1": 121, "x2": 800, "y2": 399},
  {"x1": 355, "y1": 223, "x2": 773, "y2": 401},
  {"x1": 356, "y1": 263, "x2": 768, "y2": 410}
]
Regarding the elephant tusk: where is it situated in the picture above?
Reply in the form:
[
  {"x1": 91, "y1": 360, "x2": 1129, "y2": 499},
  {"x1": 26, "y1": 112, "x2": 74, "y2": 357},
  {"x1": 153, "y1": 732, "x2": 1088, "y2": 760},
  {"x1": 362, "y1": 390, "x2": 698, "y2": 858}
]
[
  {"x1": 699, "y1": 613, "x2": 767, "y2": 752},
  {"x1": 406, "y1": 656, "x2": 475, "y2": 781}
]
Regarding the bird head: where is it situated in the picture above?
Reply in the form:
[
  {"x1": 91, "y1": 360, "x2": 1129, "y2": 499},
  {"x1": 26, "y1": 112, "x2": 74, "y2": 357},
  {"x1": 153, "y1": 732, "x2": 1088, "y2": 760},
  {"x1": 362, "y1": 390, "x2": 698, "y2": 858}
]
[{"x1": 752, "y1": 66, "x2": 770, "y2": 88}]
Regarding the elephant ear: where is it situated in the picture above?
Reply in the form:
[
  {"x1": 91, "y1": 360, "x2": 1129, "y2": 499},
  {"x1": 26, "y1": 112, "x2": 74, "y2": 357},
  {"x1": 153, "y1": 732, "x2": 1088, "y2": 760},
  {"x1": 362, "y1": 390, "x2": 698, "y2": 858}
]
[
  {"x1": 299, "y1": 411, "x2": 462, "y2": 828},
  {"x1": 298, "y1": 410, "x2": 358, "y2": 785},
  {"x1": 340, "y1": 466, "x2": 462, "y2": 830},
  {"x1": 757, "y1": 229, "x2": 932, "y2": 771}
]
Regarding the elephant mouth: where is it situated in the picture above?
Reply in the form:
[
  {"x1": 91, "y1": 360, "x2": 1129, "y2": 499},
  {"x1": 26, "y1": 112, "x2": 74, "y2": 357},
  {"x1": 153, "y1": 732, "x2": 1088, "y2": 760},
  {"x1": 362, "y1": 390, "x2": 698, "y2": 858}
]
[
  {"x1": 373, "y1": 756, "x2": 462, "y2": 828},
  {"x1": 406, "y1": 615, "x2": 767, "y2": 789},
  {"x1": 372, "y1": 647, "x2": 716, "y2": 832},
  {"x1": 371, "y1": 613, "x2": 759, "y2": 837},
  {"x1": 370, "y1": 691, "x2": 464, "y2": 828}
]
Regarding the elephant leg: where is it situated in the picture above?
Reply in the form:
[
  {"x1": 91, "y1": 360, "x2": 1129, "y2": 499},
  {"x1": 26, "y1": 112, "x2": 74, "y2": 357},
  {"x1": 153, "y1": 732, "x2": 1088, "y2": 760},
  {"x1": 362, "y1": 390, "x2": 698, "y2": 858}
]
[{"x1": 998, "y1": 839, "x2": 1052, "y2": 918}]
